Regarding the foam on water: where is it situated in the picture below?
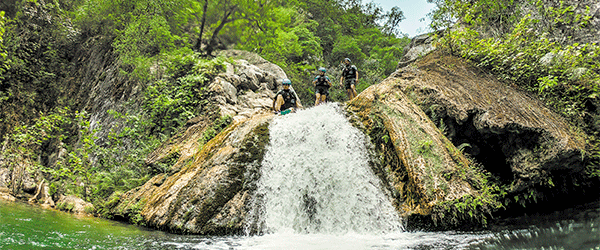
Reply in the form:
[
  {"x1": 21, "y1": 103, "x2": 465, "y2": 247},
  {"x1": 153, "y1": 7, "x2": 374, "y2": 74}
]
[{"x1": 251, "y1": 103, "x2": 402, "y2": 235}]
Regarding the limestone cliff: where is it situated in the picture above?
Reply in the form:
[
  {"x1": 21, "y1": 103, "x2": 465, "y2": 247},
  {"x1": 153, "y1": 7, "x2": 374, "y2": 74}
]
[
  {"x1": 111, "y1": 113, "x2": 271, "y2": 234},
  {"x1": 104, "y1": 51, "x2": 288, "y2": 234},
  {"x1": 399, "y1": 51, "x2": 587, "y2": 192},
  {"x1": 347, "y1": 74, "x2": 493, "y2": 229},
  {"x1": 347, "y1": 46, "x2": 590, "y2": 229}
]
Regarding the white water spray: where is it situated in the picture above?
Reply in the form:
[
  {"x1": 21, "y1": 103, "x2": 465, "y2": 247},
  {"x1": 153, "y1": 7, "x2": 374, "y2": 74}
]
[{"x1": 253, "y1": 103, "x2": 402, "y2": 235}]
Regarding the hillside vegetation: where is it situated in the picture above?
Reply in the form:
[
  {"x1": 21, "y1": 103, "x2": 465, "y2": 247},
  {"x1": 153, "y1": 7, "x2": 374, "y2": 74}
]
[
  {"x1": 0, "y1": 0, "x2": 598, "y2": 228},
  {"x1": 0, "y1": 0, "x2": 409, "y2": 218},
  {"x1": 429, "y1": 0, "x2": 599, "y2": 148}
]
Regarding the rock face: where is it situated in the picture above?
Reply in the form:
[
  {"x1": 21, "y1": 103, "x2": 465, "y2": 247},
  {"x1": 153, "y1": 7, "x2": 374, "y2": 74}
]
[
  {"x1": 111, "y1": 113, "x2": 272, "y2": 234},
  {"x1": 107, "y1": 50, "x2": 289, "y2": 234},
  {"x1": 347, "y1": 74, "x2": 495, "y2": 229},
  {"x1": 351, "y1": 47, "x2": 588, "y2": 228},
  {"x1": 398, "y1": 51, "x2": 587, "y2": 191},
  {"x1": 56, "y1": 195, "x2": 93, "y2": 214},
  {"x1": 397, "y1": 33, "x2": 436, "y2": 69},
  {"x1": 211, "y1": 50, "x2": 302, "y2": 123},
  {"x1": 521, "y1": 0, "x2": 600, "y2": 45}
]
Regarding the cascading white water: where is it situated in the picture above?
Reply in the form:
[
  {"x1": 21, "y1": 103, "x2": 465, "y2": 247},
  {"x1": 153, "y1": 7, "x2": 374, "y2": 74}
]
[{"x1": 253, "y1": 103, "x2": 403, "y2": 235}]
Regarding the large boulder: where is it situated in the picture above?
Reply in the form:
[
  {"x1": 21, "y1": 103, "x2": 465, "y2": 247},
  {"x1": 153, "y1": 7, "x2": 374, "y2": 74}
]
[
  {"x1": 347, "y1": 75, "x2": 498, "y2": 229},
  {"x1": 211, "y1": 50, "x2": 302, "y2": 123},
  {"x1": 56, "y1": 195, "x2": 93, "y2": 214},
  {"x1": 110, "y1": 113, "x2": 272, "y2": 234},
  {"x1": 218, "y1": 50, "x2": 288, "y2": 81},
  {"x1": 394, "y1": 51, "x2": 587, "y2": 193}
]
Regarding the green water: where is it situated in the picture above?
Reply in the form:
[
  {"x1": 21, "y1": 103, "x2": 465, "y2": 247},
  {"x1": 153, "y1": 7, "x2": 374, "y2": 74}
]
[
  {"x1": 0, "y1": 200, "x2": 164, "y2": 249},
  {"x1": 1, "y1": 199, "x2": 599, "y2": 250}
]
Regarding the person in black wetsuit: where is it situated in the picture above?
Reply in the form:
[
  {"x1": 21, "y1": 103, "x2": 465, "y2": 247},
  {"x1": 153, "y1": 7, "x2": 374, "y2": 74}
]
[
  {"x1": 312, "y1": 67, "x2": 331, "y2": 106},
  {"x1": 340, "y1": 58, "x2": 358, "y2": 100},
  {"x1": 273, "y1": 78, "x2": 299, "y2": 114}
]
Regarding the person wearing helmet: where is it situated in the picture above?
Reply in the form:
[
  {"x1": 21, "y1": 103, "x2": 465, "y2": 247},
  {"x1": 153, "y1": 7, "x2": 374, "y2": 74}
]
[
  {"x1": 312, "y1": 67, "x2": 332, "y2": 106},
  {"x1": 340, "y1": 58, "x2": 358, "y2": 100},
  {"x1": 273, "y1": 78, "x2": 299, "y2": 114}
]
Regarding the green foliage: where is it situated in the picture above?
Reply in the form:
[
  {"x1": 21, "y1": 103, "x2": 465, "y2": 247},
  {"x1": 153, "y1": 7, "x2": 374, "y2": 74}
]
[
  {"x1": 431, "y1": 1, "x2": 599, "y2": 129},
  {"x1": 417, "y1": 140, "x2": 434, "y2": 154},
  {"x1": 0, "y1": 1, "x2": 75, "y2": 139},
  {"x1": 56, "y1": 201, "x2": 75, "y2": 212},
  {"x1": 75, "y1": 0, "x2": 197, "y2": 76},
  {"x1": 436, "y1": 158, "x2": 504, "y2": 226},
  {"x1": 0, "y1": 11, "x2": 6, "y2": 70},
  {"x1": 234, "y1": 5, "x2": 322, "y2": 67},
  {"x1": 143, "y1": 51, "x2": 225, "y2": 136},
  {"x1": 127, "y1": 199, "x2": 147, "y2": 226},
  {"x1": 200, "y1": 115, "x2": 233, "y2": 146},
  {"x1": 430, "y1": 0, "x2": 600, "y2": 214},
  {"x1": 1, "y1": 107, "x2": 71, "y2": 194},
  {"x1": 219, "y1": 0, "x2": 411, "y2": 106},
  {"x1": 330, "y1": 36, "x2": 366, "y2": 64}
]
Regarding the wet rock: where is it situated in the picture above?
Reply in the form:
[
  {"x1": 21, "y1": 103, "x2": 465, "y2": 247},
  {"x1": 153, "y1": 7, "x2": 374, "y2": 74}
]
[
  {"x1": 347, "y1": 74, "x2": 490, "y2": 229},
  {"x1": 56, "y1": 195, "x2": 93, "y2": 214},
  {"x1": 110, "y1": 113, "x2": 272, "y2": 234}
]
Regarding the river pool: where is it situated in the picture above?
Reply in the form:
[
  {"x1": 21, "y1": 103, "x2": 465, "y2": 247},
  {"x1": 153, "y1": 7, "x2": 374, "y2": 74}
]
[{"x1": 1, "y1": 199, "x2": 598, "y2": 250}]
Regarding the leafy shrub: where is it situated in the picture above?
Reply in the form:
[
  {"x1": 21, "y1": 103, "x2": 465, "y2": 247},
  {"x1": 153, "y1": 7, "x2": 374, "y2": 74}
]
[{"x1": 143, "y1": 52, "x2": 225, "y2": 136}]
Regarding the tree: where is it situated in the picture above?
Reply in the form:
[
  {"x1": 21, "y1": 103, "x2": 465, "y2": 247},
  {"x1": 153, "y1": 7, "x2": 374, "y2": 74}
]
[
  {"x1": 382, "y1": 6, "x2": 406, "y2": 37},
  {"x1": 205, "y1": 0, "x2": 240, "y2": 55},
  {"x1": 194, "y1": 0, "x2": 209, "y2": 51}
]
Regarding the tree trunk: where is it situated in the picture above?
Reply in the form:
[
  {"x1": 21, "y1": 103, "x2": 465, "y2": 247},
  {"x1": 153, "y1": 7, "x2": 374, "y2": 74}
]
[
  {"x1": 206, "y1": 5, "x2": 237, "y2": 56},
  {"x1": 194, "y1": 0, "x2": 209, "y2": 52}
]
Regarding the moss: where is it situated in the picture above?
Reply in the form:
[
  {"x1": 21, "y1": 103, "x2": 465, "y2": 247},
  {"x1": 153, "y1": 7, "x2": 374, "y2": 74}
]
[
  {"x1": 152, "y1": 150, "x2": 180, "y2": 175},
  {"x1": 56, "y1": 202, "x2": 75, "y2": 212},
  {"x1": 170, "y1": 120, "x2": 270, "y2": 234},
  {"x1": 347, "y1": 106, "x2": 421, "y2": 212},
  {"x1": 235, "y1": 121, "x2": 270, "y2": 165},
  {"x1": 128, "y1": 198, "x2": 147, "y2": 226},
  {"x1": 378, "y1": 104, "x2": 446, "y2": 199},
  {"x1": 182, "y1": 206, "x2": 195, "y2": 222}
]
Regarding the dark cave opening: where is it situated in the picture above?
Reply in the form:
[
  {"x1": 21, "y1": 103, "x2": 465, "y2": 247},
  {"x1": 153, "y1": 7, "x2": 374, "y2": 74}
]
[{"x1": 440, "y1": 115, "x2": 515, "y2": 184}]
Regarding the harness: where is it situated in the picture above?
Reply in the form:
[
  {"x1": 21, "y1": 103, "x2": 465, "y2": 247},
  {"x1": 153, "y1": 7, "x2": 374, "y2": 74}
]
[
  {"x1": 343, "y1": 65, "x2": 357, "y2": 79},
  {"x1": 274, "y1": 89, "x2": 296, "y2": 110},
  {"x1": 315, "y1": 75, "x2": 330, "y2": 87}
]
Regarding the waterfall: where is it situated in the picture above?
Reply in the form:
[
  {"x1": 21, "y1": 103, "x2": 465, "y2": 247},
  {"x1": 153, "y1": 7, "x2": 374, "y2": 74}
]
[{"x1": 251, "y1": 103, "x2": 402, "y2": 235}]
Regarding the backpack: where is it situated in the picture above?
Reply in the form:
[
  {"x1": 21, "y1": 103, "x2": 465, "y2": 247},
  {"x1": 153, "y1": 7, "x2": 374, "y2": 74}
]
[
  {"x1": 315, "y1": 75, "x2": 330, "y2": 87},
  {"x1": 343, "y1": 65, "x2": 357, "y2": 79},
  {"x1": 272, "y1": 89, "x2": 297, "y2": 110}
]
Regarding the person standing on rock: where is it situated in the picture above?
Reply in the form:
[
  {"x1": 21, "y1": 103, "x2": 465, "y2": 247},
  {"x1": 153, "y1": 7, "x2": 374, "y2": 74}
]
[
  {"x1": 312, "y1": 67, "x2": 332, "y2": 106},
  {"x1": 340, "y1": 58, "x2": 358, "y2": 100},
  {"x1": 273, "y1": 78, "x2": 299, "y2": 114}
]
